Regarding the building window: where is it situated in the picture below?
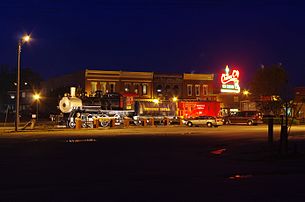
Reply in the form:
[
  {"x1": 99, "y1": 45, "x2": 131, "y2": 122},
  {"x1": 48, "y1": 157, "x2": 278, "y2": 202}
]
[
  {"x1": 203, "y1": 85, "x2": 208, "y2": 95},
  {"x1": 109, "y1": 82, "x2": 115, "y2": 93},
  {"x1": 173, "y1": 85, "x2": 179, "y2": 95},
  {"x1": 187, "y1": 84, "x2": 192, "y2": 96},
  {"x1": 124, "y1": 83, "x2": 131, "y2": 92},
  {"x1": 195, "y1": 85, "x2": 200, "y2": 96},
  {"x1": 165, "y1": 85, "x2": 171, "y2": 92},
  {"x1": 91, "y1": 82, "x2": 97, "y2": 95},
  {"x1": 142, "y1": 84, "x2": 147, "y2": 95},
  {"x1": 134, "y1": 83, "x2": 139, "y2": 94},
  {"x1": 156, "y1": 85, "x2": 162, "y2": 93},
  {"x1": 100, "y1": 82, "x2": 106, "y2": 94}
]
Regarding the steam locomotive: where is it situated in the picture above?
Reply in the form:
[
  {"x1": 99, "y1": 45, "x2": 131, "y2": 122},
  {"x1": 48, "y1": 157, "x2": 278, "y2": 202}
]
[{"x1": 58, "y1": 87, "x2": 177, "y2": 128}]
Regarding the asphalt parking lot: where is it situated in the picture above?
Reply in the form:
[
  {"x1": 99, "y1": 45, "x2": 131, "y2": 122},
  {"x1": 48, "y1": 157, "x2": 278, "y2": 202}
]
[{"x1": 0, "y1": 124, "x2": 305, "y2": 201}]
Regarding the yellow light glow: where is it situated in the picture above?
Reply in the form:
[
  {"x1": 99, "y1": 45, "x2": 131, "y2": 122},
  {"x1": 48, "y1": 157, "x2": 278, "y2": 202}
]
[
  {"x1": 172, "y1": 97, "x2": 178, "y2": 102},
  {"x1": 153, "y1": 99, "x2": 159, "y2": 104},
  {"x1": 23, "y1": 35, "x2": 31, "y2": 42},
  {"x1": 243, "y1": 90, "x2": 250, "y2": 96},
  {"x1": 33, "y1": 93, "x2": 40, "y2": 100}
]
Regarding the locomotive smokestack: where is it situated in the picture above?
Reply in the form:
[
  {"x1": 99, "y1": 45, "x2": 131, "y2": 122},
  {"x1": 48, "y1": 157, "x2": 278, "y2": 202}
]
[{"x1": 70, "y1": 87, "x2": 76, "y2": 97}]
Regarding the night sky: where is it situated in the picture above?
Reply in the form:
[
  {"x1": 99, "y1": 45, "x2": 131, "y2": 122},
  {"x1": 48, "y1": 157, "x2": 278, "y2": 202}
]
[{"x1": 1, "y1": 0, "x2": 305, "y2": 87}]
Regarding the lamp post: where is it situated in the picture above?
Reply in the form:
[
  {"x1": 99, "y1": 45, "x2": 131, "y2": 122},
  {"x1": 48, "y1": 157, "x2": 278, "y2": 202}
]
[
  {"x1": 15, "y1": 34, "x2": 31, "y2": 131},
  {"x1": 242, "y1": 89, "x2": 250, "y2": 97},
  {"x1": 172, "y1": 96, "x2": 178, "y2": 117},
  {"x1": 33, "y1": 93, "x2": 40, "y2": 121}
]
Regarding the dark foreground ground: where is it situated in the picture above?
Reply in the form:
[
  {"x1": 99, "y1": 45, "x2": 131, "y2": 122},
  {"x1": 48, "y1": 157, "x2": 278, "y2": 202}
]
[{"x1": 0, "y1": 125, "x2": 305, "y2": 201}]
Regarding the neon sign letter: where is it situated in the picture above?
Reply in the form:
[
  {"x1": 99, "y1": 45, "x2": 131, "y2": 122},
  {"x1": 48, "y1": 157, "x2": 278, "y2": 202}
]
[{"x1": 220, "y1": 65, "x2": 240, "y2": 93}]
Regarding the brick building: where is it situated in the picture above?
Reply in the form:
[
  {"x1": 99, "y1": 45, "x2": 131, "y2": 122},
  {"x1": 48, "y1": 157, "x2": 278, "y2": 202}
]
[{"x1": 43, "y1": 69, "x2": 216, "y2": 101}]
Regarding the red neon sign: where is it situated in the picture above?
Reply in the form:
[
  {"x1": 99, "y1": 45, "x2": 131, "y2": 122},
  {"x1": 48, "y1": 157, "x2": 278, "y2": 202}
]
[{"x1": 220, "y1": 65, "x2": 240, "y2": 93}]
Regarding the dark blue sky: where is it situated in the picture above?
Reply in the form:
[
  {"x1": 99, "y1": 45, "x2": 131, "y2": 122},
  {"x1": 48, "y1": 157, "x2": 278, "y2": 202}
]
[{"x1": 1, "y1": 0, "x2": 305, "y2": 87}]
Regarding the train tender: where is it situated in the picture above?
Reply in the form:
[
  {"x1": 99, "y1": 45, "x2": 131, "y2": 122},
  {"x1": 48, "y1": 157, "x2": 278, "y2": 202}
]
[{"x1": 58, "y1": 87, "x2": 177, "y2": 128}]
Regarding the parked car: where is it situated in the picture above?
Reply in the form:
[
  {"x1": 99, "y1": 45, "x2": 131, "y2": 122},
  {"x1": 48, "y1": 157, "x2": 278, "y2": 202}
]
[
  {"x1": 185, "y1": 116, "x2": 223, "y2": 127},
  {"x1": 223, "y1": 111, "x2": 263, "y2": 126}
]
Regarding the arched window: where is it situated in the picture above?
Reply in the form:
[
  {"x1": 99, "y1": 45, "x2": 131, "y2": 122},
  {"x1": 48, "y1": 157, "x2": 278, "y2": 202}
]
[{"x1": 156, "y1": 85, "x2": 162, "y2": 93}]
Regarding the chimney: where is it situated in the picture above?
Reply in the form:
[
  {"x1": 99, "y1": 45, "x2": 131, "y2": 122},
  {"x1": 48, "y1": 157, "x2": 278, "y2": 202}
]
[{"x1": 70, "y1": 87, "x2": 76, "y2": 97}]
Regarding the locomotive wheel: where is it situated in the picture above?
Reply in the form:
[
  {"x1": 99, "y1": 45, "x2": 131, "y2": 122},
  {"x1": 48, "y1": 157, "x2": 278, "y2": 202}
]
[
  {"x1": 114, "y1": 114, "x2": 122, "y2": 125},
  {"x1": 82, "y1": 122, "x2": 87, "y2": 128},
  {"x1": 100, "y1": 114, "x2": 110, "y2": 127},
  {"x1": 69, "y1": 121, "x2": 76, "y2": 128},
  {"x1": 133, "y1": 120, "x2": 141, "y2": 126}
]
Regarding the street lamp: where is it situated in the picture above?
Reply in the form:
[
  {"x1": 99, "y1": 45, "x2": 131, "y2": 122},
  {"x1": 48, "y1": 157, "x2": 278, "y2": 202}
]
[
  {"x1": 172, "y1": 96, "x2": 178, "y2": 116},
  {"x1": 242, "y1": 89, "x2": 250, "y2": 96},
  {"x1": 153, "y1": 98, "x2": 159, "y2": 104},
  {"x1": 15, "y1": 34, "x2": 31, "y2": 131},
  {"x1": 33, "y1": 93, "x2": 40, "y2": 121}
]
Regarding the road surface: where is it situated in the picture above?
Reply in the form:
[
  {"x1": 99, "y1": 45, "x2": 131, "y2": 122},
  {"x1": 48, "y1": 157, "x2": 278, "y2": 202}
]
[{"x1": 0, "y1": 125, "x2": 305, "y2": 201}]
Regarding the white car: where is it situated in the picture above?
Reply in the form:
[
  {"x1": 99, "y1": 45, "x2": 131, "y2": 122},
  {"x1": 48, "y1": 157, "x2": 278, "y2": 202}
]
[{"x1": 185, "y1": 116, "x2": 223, "y2": 127}]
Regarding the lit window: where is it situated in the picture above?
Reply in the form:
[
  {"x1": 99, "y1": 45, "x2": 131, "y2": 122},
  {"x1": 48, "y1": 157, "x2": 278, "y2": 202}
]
[
  {"x1": 22, "y1": 92, "x2": 26, "y2": 98},
  {"x1": 100, "y1": 82, "x2": 106, "y2": 94},
  {"x1": 187, "y1": 84, "x2": 192, "y2": 96},
  {"x1": 203, "y1": 85, "x2": 208, "y2": 95},
  {"x1": 195, "y1": 85, "x2": 200, "y2": 96},
  {"x1": 91, "y1": 82, "x2": 97, "y2": 95},
  {"x1": 142, "y1": 84, "x2": 147, "y2": 95}
]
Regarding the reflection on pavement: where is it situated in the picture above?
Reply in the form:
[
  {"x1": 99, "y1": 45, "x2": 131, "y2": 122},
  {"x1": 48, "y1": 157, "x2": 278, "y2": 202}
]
[{"x1": 66, "y1": 138, "x2": 96, "y2": 143}]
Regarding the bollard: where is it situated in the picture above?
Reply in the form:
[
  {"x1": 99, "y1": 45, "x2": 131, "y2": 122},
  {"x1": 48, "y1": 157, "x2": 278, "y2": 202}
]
[
  {"x1": 143, "y1": 118, "x2": 147, "y2": 127},
  {"x1": 163, "y1": 117, "x2": 169, "y2": 126},
  {"x1": 150, "y1": 118, "x2": 154, "y2": 126},
  {"x1": 93, "y1": 118, "x2": 99, "y2": 128},
  {"x1": 111, "y1": 119, "x2": 116, "y2": 128},
  {"x1": 179, "y1": 117, "x2": 184, "y2": 126},
  {"x1": 75, "y1": 118, "x2": 82, "y2": 129},
  {"x1": 124, "y1": 117, "x2": 130, "y2": 128}
]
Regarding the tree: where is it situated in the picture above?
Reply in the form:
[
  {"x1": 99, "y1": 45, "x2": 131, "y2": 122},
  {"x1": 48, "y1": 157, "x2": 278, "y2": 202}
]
[
  {"x1": 250, "y1": 63, "x2": 290, "y2": 116},
  {"x1": 0, "y1": 65, "x2": 14, "y2": 111},
  {"x1": 250, "y1": 63, "x2": 292, "y2": 153}
]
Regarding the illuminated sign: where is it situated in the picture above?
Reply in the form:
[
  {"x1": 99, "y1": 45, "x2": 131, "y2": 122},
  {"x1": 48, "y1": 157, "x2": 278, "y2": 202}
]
[{"x1": 220, "y1": 65, "x2": 240, "y2": 93}]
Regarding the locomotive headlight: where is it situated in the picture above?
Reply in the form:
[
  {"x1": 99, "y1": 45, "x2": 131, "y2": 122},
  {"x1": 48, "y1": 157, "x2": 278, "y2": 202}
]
[{"x1": 153, "y1": 99, "x2": 159, "y2": 104}]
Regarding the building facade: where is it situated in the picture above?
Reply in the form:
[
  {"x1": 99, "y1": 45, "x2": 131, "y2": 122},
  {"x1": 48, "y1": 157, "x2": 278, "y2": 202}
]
[
  {"x1": 83, "y1": 70, "x2": 216, "y2": 101},
  {"x1": 182, "y1": 73, "x2": 216, "y2": 101},
  {"x1": 85, "y1": 70, "x2": 154, "y2": 99},
  {"x1": 153, "y1": 73, "x2": 183, "y2": 100}
]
